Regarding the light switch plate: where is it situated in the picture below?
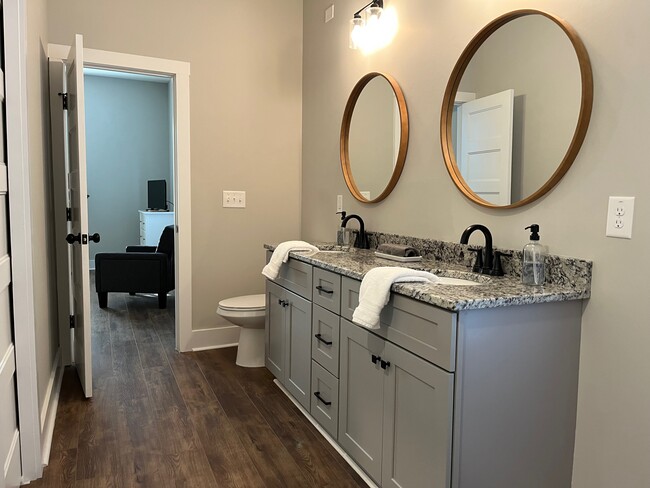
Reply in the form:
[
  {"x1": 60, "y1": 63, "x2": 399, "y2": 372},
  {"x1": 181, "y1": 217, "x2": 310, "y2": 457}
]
[
  {"x1": 606, "y1": 196, "x2": 634, "y2": 238},
  {"x1": 223, "y1": 190, "x2": 246, "y2": 208},
  {"x1": 325, "y1": 5, "x2": 334, "y2": 23}
]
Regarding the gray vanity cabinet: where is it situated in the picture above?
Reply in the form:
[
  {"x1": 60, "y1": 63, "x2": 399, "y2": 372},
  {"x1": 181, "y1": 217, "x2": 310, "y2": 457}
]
[
  {"x1": 265, "y1": 280, "x2": 313, "y2": 410},
  {"x1": 339, "y1": 319, "x2": 453, "y2": 487}
]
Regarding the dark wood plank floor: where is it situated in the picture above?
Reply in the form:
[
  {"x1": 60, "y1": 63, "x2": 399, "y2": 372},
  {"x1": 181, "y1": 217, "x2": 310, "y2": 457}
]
[{"x1": 31, "y1": 285, "x2": 366, "y2": 488}]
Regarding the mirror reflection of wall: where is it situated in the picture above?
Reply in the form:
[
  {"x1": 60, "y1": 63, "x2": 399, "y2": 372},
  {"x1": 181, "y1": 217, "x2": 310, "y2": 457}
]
[
  {"x1": 449, "y1": 13, "x2": 583, "y2": 205},
  {"x1": 348, "y1": 77, "x2": 399, "y2": 200}
]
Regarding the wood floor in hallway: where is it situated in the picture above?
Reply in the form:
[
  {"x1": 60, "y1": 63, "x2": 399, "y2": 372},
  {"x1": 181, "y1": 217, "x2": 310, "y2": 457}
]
[{"x1": 30, "y1": 288, "x2": 366, "y2": 488}]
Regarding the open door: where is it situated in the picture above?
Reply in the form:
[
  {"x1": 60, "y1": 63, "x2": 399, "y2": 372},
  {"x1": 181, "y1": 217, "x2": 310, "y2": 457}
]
[
  {"x1": 458, "y1": 89, "x2": 514, "y2": 206},
  {"x1": 64, "y1": 34, "x2": 94, "y2": 398}
]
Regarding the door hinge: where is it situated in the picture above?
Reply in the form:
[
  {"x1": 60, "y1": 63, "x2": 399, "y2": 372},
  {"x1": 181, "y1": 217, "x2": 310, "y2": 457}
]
[
  {"x1": 66, "y1": 207, "x2": 72, "y2": 221},
  {"x1": 69, "y1": 315, "x2": 75, "y2": 329},
  {"x1": 58, "y1": 92, "x2": 69, "y2": 110}
]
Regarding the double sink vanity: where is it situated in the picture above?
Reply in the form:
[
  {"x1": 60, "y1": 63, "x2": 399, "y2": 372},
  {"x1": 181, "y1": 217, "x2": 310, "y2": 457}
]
[{"x1": 264, "y1": 239, "x2": 591, "y2": 488}]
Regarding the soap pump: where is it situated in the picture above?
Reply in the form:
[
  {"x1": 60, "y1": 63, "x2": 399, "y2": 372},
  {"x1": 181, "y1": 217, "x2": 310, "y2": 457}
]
[
  {"x1": 336, "y1": 211, "x2": 347, "y2": 245},
  {"x1": 522, "y1": 224, "x2": 545, "y2": 286}
]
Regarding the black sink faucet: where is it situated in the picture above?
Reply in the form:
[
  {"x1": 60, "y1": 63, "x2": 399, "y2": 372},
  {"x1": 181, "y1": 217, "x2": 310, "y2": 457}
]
[
  {"x1": 340, "y1": 212, "x2": 369, "y2": 249},
  {"x1": 460, "y1": 224, "x2": 494, "y2": 274}
]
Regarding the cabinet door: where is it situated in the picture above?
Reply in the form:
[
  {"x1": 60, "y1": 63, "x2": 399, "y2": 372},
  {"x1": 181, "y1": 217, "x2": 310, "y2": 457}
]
[
  {"x1": 265, "y1": 281, "x2": 286, "y2": 380},
  {"x1": 339, "y1": 319, "x2": 386, "y2": 484},
  {"x1": 284, "y1": 289, "x2": 313, "y2": 409},
  {"x1": 382, "y1": 341, "x2": 454, "y2": 488}
]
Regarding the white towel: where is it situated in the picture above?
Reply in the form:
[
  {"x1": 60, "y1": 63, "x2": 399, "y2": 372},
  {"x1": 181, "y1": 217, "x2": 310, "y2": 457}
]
[
  {"x1": 352, "y1": 267, "x2": 439, "y2": 329},
  {"x1": 262, "y1": 241, "x2": 320, "y2": 280}
]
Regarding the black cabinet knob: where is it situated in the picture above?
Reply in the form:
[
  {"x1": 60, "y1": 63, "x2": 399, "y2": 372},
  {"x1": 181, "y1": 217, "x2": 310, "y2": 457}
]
[{"x1": 89, "y1": 233, "x2": 101, "y2": 243}]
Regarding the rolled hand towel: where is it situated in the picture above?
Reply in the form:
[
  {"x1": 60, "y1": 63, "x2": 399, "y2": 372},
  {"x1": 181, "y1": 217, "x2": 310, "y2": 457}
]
[
  {"x1": 352, "y1": 267, "x2": 439, "y2": 329},
  {"x1": 262, "y1": 241, "x2": 320, "y2": 280},
  {"x1": 376, "y1": 243, "x2": 420, "y2": 257}
]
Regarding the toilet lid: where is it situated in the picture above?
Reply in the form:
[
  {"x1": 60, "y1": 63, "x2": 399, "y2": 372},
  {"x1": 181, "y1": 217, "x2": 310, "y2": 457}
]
[{"x1": 218, "y1": 294, "x2": 266, "y2": 311}]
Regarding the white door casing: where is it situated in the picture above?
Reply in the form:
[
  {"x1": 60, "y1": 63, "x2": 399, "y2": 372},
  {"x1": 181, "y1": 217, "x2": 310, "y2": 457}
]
[
  {"x1": 48, "y1": 42, "x2": 192, "y2": 352},
  {"x1": 458, "y1": 89, "x2": 514, "y2": 206},
  {"x1": 65, "y1": 34, "x2": 93, "y2": 398}
]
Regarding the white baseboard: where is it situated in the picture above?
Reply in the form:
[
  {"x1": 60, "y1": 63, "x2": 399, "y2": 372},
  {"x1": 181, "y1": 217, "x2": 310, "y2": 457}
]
[
  {"x1": 186, "y1": 325, "x2": 240, "y2": 352},
  {"x1": 40, "y1": 349, "x2": 63, "y2": 466},
  {"x1": 273, "y1": 379, "x2": 377, "y2": 488}
]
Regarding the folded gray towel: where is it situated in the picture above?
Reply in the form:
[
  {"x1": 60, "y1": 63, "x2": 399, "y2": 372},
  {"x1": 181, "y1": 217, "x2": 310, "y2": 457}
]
[{"x1": 376, "y1": 243, "x2": 420, "y2": 258}]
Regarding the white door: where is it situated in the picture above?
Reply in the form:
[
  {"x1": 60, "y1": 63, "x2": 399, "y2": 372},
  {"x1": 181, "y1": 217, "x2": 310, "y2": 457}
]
[
  {"x1": 458, "y1": 89, "x2": 514, "y2": 206},
  {"x1": 65, "y1": 34, "x2": 93, "y2": 398},
  {"x1": 0, "y1": 4, "x2": 22, "y2": 484}
]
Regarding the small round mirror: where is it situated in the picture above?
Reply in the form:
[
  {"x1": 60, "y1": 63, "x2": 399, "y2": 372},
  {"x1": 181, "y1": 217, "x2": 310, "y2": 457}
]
[
  {"x1": 341, "y1": 72, "x2": 409, "y2": 203},
  {"x1": 440, "y1": 10, "x2": 593, "y2": 208}
]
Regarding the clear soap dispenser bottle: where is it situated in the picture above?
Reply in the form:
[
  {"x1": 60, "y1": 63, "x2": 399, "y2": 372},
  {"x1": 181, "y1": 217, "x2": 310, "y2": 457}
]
[{"x1": 522, "y1": 224, "x2": 545, "y2": 286}]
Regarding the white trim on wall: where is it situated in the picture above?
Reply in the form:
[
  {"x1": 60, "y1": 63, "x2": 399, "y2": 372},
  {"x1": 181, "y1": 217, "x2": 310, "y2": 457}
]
[
  {"x1": 39, "y1": 349, "x2": 63, "y2": 465},
  {"x1": 48, "y1": 43, "x2": 193, "y2": 352},
  {"x1": 4, "y1": 0, "x2": 43, "y2": 481},
  {"x1": 186, "y1": 325, "x2": 240, "y2": 352}
]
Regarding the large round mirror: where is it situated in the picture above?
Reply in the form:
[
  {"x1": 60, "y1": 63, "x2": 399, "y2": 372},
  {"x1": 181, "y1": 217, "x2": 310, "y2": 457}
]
[
  {"x1": 441, "y1": 10, "x2": 593, "y2": 208},
  {"x1": 341, "y1": 72, "x2": 409, "y2": 203}
]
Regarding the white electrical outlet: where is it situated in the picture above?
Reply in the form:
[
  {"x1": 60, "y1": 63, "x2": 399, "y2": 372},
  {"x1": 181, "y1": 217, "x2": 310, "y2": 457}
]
[
  {"x1": 606, "y1": 196, "x2": 634, "y2": 239},
  {"x1": 336, "y1": 195, "x2": 343, "y2": 213},
  {"x1": 223, "y1": 190, "x2": 246, "y2": 208}
]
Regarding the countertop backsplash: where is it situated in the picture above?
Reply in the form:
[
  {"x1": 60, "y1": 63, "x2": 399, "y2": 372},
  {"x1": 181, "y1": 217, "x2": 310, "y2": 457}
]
[{"x1": 365, "y1": 231, "x2": 592, "y2": 290}]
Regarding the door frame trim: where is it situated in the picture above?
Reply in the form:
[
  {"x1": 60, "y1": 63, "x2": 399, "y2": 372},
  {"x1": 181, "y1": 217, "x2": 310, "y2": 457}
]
[
  {"x1": 48, "y1": 43, "x2": 193, "y2": 352},
  {"x1": 4, "y1": 0, "x2": 43, "y2": 481}
]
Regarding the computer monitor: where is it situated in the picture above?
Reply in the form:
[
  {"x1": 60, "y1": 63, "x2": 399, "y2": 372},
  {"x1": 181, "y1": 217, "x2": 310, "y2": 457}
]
[{"x1": 147, "y1": 179, "x2": 167, "y2": 210}]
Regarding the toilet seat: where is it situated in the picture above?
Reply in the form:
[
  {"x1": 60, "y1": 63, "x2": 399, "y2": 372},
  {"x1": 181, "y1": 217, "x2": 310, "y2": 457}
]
[{"x1": 218, "y1": 294, "x2": 265, "y2": 312}]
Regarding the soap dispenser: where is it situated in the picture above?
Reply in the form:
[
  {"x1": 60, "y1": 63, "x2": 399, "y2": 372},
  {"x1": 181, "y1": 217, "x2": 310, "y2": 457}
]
[
  {"x1": 336, "y1": 211, "x2": 347, "y2": 245},
  {"x1": 522, "y1": 224, "x2": 545, "y2": 286}
]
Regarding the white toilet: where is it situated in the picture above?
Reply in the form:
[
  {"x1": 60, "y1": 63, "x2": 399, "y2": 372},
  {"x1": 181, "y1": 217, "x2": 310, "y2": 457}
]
[{"x1": 216, "y1": 294, "x2": 266, "y2": 367}]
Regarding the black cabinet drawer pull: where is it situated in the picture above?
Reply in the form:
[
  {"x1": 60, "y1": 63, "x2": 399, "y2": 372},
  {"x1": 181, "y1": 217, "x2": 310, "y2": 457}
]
[
  {"x1": 313, "y1": 391, "x2": 332, "y2": 406},
  {"x1": 315, "y1": 334, "x2": 333, "y2": 346},
  {"x1": 277, "y1": 299, "x2": 289, "y2": 307},
  {"x1": 371, "y1": 354, "x2": 380, "y2": 364},
  {"x1": 316, "y1": 285, "x2": 334, "y2": 295},
  {"x1": 380, "y1": 359, "x2": 391, "y2": 370}
]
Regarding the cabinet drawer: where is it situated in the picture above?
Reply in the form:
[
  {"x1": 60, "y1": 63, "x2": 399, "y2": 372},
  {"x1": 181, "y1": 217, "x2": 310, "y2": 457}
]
[
  {"x1": 311, "y1": 360, "x2": 339, "y2": 440},
  {"x1": 266, "y1": 250, "x2": 313, "y2": 300},
  {"x1": 341, "y1": 276, "x2": 458, "y2": 372},
  {"x1": 313, "y1": 267, "x2": 341, "y2": 314},
  {"x1": 312, "y1": 304, "x2": 340, "y2": 377}
]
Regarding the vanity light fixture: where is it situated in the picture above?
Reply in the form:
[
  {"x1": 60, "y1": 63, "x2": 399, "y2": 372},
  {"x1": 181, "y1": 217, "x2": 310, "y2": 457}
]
[{"x1": 349, "y1": 0, "x2": 387, "y2": 51}]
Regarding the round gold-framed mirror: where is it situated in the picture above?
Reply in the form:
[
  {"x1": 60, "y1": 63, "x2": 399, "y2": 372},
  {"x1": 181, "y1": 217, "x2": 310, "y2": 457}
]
[
  {"x1": 341, "y1": 72, "x2": 409, "y2": 203},
  {"x1": 440, "y1": 10, "x2": 593, "y2": 208}
]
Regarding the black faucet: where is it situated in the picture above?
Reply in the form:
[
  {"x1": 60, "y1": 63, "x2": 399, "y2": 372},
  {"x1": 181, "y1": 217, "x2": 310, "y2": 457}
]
[
  {"x1": 460, "y1": 224, "x2": 495, "y2": 275},
  {"x1": 339, "y1": 212, "x2": 369, "y2": 249}
]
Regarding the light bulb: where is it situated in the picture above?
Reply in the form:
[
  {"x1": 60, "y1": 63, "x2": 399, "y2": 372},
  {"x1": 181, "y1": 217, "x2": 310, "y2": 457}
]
[{"x1": 349, "y1": 17, "x2": 365, "y2": 50}]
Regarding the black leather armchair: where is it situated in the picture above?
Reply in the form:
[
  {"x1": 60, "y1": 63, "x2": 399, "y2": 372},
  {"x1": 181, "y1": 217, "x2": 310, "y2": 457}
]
[{"x1": 95, "y1": 225, "x2": 175, "y2": 309}]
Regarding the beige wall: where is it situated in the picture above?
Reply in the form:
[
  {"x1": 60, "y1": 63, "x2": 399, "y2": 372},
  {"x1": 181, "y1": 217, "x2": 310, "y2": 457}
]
[
  {"x1": 26, "y1": 0, "x2": 60, "y2": 416},
  {"x1": 47, "y1": 0, "x2": 304, "y2": 331},
  {"x1": 303, "y1": 1, "x2": 649, "y2": 487}
]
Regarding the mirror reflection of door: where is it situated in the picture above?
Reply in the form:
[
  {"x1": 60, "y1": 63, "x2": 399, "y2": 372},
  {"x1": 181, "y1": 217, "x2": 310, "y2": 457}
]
[{"x1": 454, "y1": 89, "x2": 514, "y2": 206}]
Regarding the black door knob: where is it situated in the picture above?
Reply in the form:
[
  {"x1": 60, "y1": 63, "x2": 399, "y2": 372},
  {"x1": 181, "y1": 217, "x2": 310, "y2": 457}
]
[
  {"x1": 89, "y1": 233, "x2": 101, "y2": 243},
  {"x1": 66, "y1": 233, "x2": 81, "y2": 244}
]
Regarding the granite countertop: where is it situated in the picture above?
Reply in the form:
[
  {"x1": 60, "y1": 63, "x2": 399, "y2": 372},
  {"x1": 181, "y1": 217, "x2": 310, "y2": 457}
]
[{"x1": 264, "y1": 243, "x2": 591, "y2": 312}]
